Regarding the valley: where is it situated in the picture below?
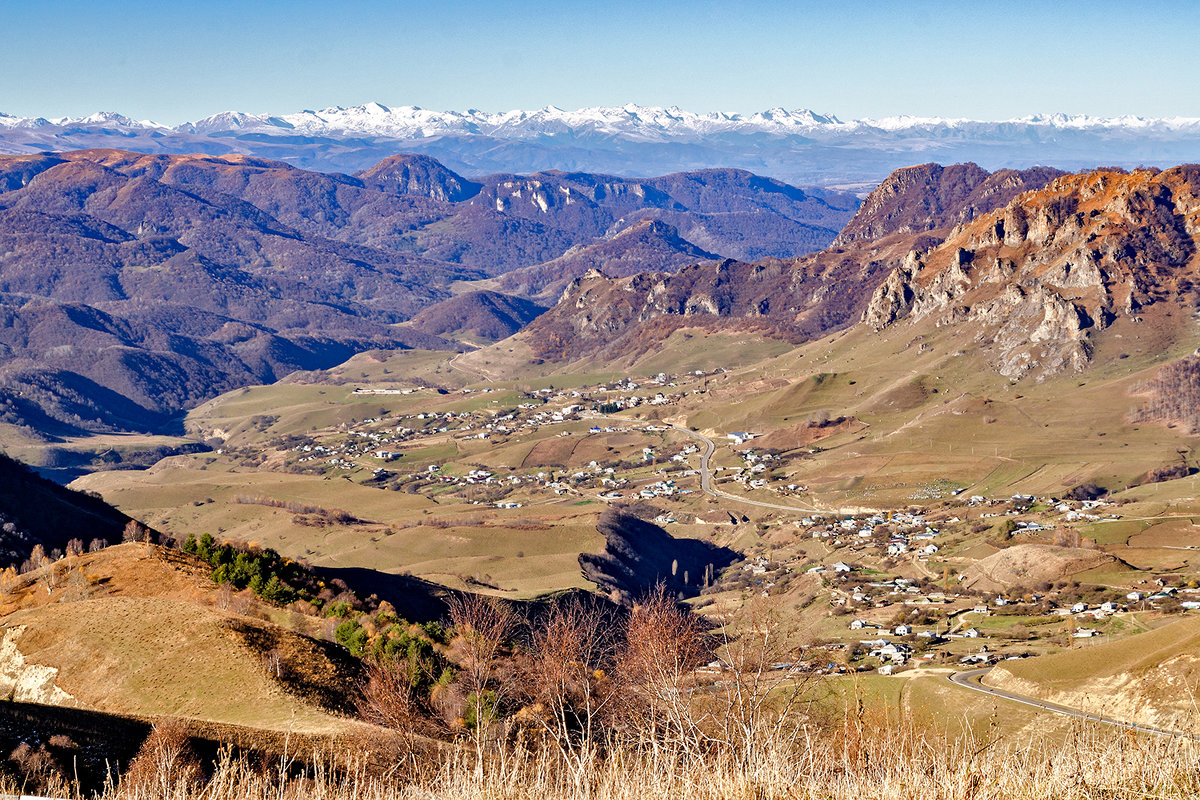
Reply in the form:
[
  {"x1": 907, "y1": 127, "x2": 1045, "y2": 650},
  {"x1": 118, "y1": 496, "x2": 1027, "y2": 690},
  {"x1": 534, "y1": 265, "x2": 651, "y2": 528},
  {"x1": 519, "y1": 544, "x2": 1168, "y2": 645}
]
[
  {"x1": 69, "y1": 301, "x2": 1200, "y2": 713},
  {"x1": 6, "y1": 155, "x2": 1200, "y2": 797}
]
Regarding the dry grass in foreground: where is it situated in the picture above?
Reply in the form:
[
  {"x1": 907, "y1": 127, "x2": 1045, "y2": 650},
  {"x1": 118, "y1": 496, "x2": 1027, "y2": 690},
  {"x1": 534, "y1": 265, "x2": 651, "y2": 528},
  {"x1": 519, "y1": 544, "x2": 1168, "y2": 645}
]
[{"x1": 84, "y1": 711, "x2": 1200, "y2": 800}]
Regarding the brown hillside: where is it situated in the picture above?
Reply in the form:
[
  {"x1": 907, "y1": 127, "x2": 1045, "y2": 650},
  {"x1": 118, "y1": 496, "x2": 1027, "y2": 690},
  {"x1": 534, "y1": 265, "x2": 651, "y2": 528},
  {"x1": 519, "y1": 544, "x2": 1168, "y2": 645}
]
[
  {"x1": 960, "y1": 543, "x2": 1115, "y2": 592},
  {"x1": 496, "y1": 219, "x2": 718, "y2": 301},
  {"x1": 0, "y1": 543, "x2": 218, "y2": 616},
  {"x1": 407, "y1": 290, "x2": 548, "y2": 341},
  {"x1": 0, "y1": 544, "x2": 363, "y2": 733},
  {"x1": 0, "y1": 597, "x2": 361, "y2": 732},
  {"x1": 986, "y1": 615, "x2": 1200, "y2": 732}
]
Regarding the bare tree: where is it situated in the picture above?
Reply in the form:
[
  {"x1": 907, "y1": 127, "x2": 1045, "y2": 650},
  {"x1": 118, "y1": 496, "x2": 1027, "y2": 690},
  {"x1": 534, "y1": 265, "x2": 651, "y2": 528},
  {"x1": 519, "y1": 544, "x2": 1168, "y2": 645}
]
[
  {"x1": 447, "y1": 592, "x2": 519, "y2": 773},
  {"x1": 707, "y1": 597, "x2": 815, "y2": 767},
  {"x1": 527, "y1": 596, "x2": 618, "y2": 788},
  {"x1": 122, "y1": 720, "x2": 202, "y2": 797},
  {"x1": 614, "y1": 587, "x2": 710, "y2": 755},
  {"x1": 358, "y1": 655, "x2": 423, "y2": 731},
  {"x1": 21, "y1": 544, "x2": 47, "y2": 575},
  {"x1": 122, "y1": 520, "x2": 147, "y2": 544}
]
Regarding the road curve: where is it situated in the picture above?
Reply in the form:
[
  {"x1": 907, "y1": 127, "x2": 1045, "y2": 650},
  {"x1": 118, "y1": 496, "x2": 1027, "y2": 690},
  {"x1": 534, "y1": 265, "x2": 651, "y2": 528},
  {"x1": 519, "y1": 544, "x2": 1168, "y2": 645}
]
[
  {"x1": 665, "y1": 424, "x2": 837, "y2": 514},
  {"x1": 583, "y1": 413, "x2": 866, "y2": 516},
  {"x1": 948, "y1": 668, "x2": 1195, "y2": 739}
]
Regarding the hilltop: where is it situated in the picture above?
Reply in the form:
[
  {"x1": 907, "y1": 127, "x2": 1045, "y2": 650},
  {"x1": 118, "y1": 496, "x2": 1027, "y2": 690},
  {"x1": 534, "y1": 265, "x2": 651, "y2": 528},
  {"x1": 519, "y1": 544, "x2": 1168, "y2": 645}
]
[{"x1": 407, "y1": 290, "x2": 549, "y2": 341}]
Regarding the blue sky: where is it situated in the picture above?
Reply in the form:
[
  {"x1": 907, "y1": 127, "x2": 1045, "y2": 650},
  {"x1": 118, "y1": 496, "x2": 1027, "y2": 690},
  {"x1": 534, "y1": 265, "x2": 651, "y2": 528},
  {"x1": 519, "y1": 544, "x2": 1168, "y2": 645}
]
[{"x1": 4, "y1": 0, "x2": 1198, "y2": 124}]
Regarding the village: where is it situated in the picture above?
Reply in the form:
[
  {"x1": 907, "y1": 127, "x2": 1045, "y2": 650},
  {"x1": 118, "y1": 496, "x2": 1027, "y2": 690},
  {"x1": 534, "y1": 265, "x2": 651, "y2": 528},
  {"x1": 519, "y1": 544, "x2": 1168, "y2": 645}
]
[{"x1": 209, "y1": 368, "x2": 1200, "y2": 678}]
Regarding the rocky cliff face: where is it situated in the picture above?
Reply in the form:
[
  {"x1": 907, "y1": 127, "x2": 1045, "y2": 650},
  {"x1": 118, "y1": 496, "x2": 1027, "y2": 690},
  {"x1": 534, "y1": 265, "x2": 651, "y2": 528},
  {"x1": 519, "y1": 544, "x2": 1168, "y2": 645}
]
[
  {"x1": 832, "y1": 162, "x2": 1064, "y2": 246},
  {"x1": 864, "y1": 166, "x2": 1200, "y2": 378}
]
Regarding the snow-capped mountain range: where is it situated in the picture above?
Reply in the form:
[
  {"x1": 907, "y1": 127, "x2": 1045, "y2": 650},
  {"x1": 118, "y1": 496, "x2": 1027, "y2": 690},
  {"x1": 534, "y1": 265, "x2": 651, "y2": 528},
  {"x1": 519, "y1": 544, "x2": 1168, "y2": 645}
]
[{"x1": 3, "y1": 103, "x2": 1199, "y2": 186}]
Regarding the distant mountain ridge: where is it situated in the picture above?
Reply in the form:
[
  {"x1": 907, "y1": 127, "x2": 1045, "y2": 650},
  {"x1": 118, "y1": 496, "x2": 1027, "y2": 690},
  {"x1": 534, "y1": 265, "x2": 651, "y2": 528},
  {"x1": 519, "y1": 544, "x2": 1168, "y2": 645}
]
[
  {"x1": 3, "y1": 103, "x2": 1199, "y2": 184},
  {"x1": 0, "y1": 148, "x2": 849, "y2": 440}
]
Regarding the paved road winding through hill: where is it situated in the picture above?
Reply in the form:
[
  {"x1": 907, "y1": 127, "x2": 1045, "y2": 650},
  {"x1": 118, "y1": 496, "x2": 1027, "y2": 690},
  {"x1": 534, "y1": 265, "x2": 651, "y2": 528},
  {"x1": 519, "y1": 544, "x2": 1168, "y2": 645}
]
[{"x1": 948, "y1": 668, "x2": 1194, "y2": 739}]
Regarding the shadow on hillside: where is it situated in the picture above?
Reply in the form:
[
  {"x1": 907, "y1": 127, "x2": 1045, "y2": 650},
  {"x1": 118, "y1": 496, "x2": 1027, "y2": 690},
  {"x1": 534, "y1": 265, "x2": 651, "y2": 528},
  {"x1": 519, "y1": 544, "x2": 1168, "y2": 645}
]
[{"x1": 580, "y1": 509, "x2": 741, "y2": 605}]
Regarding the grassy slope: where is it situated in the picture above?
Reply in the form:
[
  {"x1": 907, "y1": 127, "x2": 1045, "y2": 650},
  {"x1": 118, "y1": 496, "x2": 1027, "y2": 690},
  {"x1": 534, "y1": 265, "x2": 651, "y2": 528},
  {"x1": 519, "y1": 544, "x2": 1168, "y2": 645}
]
[
  {"x1": 991, "y1": 614, "x2": 1200, "y2": 689},
  {"x1": 75, "y1": 462, "x2": 603, "y2": 598},
  {"x1": 1, "y1": 544, "x2": 366, "y2": 734}
]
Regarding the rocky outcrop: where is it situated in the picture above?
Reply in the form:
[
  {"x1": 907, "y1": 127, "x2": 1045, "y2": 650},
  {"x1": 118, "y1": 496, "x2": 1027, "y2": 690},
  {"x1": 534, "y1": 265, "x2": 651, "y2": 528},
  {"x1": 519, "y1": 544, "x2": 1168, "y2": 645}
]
[
  {"x1": 833, "y1": 163, "x2": 1064, "y2": 246},
  {"x1": 0, "y1": 627, "x2": 73, "y2": 705},
  {"x1": 864, "y1": 166, "x2": 1200, "y2": 378}
]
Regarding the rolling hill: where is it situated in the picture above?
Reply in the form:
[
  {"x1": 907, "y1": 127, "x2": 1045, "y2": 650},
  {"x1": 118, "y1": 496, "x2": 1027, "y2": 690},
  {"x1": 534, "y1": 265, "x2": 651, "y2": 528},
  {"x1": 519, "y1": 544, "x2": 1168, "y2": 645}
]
[
  {"x1": 406, "y1": 290, "x2": 548, "y2": 341},
  {"x1": 0, "y1": 149, "x2": 855, "y2": 444},
  {"x1": 986, "y1": 615, "x2": 1200, "y2": 732}
]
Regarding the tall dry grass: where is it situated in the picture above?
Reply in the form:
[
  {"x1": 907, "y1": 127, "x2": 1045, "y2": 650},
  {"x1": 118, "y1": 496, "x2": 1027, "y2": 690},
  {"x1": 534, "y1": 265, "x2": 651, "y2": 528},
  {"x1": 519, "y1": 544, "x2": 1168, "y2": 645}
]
[
  {"x1": 103, "y1": 710, "x2": 1200, "y2": 800},
  {"x1": 104, "y1": 590, "x2": 1200, "y2": 800}
]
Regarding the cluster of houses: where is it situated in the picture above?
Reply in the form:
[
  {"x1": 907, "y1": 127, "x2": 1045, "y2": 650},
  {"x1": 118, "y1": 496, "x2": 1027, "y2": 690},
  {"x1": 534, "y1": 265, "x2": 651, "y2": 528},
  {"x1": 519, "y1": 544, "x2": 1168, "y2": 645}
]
[{"x1": 723, "y1": 449, "x2": 781, "y2": 491}]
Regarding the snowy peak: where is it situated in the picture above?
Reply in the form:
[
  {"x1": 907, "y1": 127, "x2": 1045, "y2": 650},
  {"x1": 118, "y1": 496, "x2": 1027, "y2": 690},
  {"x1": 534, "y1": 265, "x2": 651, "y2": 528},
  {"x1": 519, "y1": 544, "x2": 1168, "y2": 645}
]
[
  {"x1": 3, "y1": 104, "x2": 1200, "y2": 140},
  {"x1": 3, "y1": 103, "x2": 1200, "y2": 186}
]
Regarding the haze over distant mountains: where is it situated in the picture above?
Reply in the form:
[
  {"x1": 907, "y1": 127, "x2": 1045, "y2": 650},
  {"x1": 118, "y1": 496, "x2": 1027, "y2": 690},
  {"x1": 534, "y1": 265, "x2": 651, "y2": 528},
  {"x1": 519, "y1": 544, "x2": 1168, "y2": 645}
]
[{"x1": 4, "y1": 103, "x2": 1200, "y2": 185}]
